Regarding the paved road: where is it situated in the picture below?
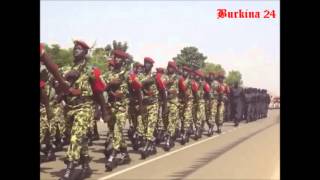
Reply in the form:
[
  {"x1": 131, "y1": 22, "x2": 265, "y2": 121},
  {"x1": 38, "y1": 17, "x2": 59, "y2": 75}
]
[{"x1": 41, "y1": 109, "x2": 280, "y2": 180}]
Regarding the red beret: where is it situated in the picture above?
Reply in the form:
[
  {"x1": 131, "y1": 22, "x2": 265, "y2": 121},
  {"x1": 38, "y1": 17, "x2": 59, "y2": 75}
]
[
  {"x1": 182, "y1": 66, "x2": 192, "y2": 72},
  {"x1": 194, "y1": 69, "x2": 204, "y2": 78},
  {"x1": 144, "y1": 57, "x2": 155, "y2": 64},
  {"x1": 74, "y1": 40, "x2": 90, "y2": 49},
  {"x1": 113, "y1": 49, "x2": 128, "y2": 59},
  {"x1": 167, "y1": 61, "x2": 177, "y2": 70},
  {"x1": 156, "y1": 67, "x2": 165, "y2": 74}
]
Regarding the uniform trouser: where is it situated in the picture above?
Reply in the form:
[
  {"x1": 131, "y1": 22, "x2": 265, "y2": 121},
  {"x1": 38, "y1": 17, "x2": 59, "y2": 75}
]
[
  {"x1": 211, "y1": 99, "x2": 218, "y2": 126},
  {"x1": 40, "y1": 106, "x2": 49, "y2": 144},
  {"x1": 224, "y1": 102, "x2": 231, "y2": 122},
  {"x1": 247, "y1": 104, "x2": 253, "y2": 121},
  {"x1": 40, "y1": 104, "x2": 66, "y2": 144},
  {"x1": 111, "y1": 101, "x2": 128, "y2": 151},
  {"x1": 128, "y1": 101, "x2": 139, "y2": 129},
  {"x1": 215, "y1": 101, "x2": 225, "y2": 126},
  {"x1": 157, "y1": 100, "x2": 165, "y2": 130},
  {"x1": 137, "y1": 102, "x2": 159, "y2": 141},
  {"x1": 192, "y1": 100, "x2": 205, "y2": 129},
  {"x1": 51, "y1": 103, "x2": 67, "y2": 140},
  {"x1": 178, "y1": 99, "x2": 192, "y2": 133},
  {"x1": 65, "y1": 102, "x2": 93, "y2": 162},
  {"x1": 233, "y1": 100, "x2": 243, "y2": 123},
  {"x1": 164, "y1": 98, "x2": 178, "y2": 137},
  {"x1": 204, "y1": 99, "x2": 214, "y2": 127}
]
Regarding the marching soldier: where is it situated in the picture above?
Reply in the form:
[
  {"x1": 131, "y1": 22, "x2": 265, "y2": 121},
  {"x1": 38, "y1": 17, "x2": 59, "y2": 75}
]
[
  {"x1": 127, "y1": 62, "x2": 144, "y2": 148},
  {"x1": 40, "y1": 43, "x2": 70, "y2": 162},
  {"x1": 178, "y1": 66, "x2": 193, "y2": 145},
  {"x1": 162, "y1": 61, "x2": 179, "y2": 151},
  {"x1": 154, "y1": 67, "x2": 167, "y2": 145},
  {"x1": 138, "y1": 57, "x2": 159, "y2": 159},
  {"x1": 104, "y1": 49, "x2": 131, "y2": 171},
  {"x1": 230, "y1": 82, "x2": 244, "y2": 126},
  {"x1": 191, "y1": 69, "x2": 205, "y2": 140},
  {"x1": 215, "y1": 72, "x2": 227, "y2": 134},
  {"x1": 202, "y1": 72, "x2": 215, "y2": 136},
  {"x1": 59, "y1": 40, "x2": 94, "y2": 180}
]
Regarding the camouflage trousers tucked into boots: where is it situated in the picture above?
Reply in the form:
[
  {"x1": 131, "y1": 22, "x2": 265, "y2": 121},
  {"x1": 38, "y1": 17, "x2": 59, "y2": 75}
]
[
  {"x1": 137, "y1": 103, "x2": 159, "y2": 141},
  {"x1": 164, "y1": 98, "x2": 179, "y2": 137},
  {"x1": 65, "y1": 103, "x2": 93, "y2": 162}
]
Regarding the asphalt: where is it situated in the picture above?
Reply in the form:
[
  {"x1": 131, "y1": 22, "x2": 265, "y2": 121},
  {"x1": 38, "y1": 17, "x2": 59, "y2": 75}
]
[{"x1": 40, "y1": 109, "x2": 280, "y2": 180}]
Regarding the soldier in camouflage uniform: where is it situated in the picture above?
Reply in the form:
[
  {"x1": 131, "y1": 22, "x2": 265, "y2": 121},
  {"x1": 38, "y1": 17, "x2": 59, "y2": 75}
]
[
  {"x1": 191, "y1": 69, "x2": 205, "y2": 140},
  {"x1": 178, "y1": 66, "x2": 193, "y2": 145},
  {"x1": 162, "y1": 61, "x2": 179, "y2": 151},
  {"x1": 104, "y1": 50, "x2": 132, "y2": 171},
  {"x1": 59, "y1": 40, "x2": 94, "y2": 180},
  {"x1": 154, "y1": 67, "x2": 167, "y2": 145},
  {"x1": 215, "y1": 72, "x2": 227, "y2": 134},
  {"x1": 202, "y1": 72, "x2": 215, "y2": 136},
  {"x1": 40, "y1": 43, "x2": 70, "y2": 162},
  {"x1": 127, "y1": 62, "x2": 144, "y2": 150},
  {"x1": 137, "y1": 57, "x2": 159, "y2": 159}
]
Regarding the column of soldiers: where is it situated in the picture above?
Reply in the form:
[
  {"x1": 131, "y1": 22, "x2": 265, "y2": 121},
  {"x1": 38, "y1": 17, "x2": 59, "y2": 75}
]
[{"x1": 40, "y1": 40, "x2": 272, "y2": 180}]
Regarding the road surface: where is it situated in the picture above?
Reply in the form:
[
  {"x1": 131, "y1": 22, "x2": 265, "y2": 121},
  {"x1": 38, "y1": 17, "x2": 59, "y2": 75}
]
[{"x1": 40, "y1": 109, "x2": 280, "y2": 180}]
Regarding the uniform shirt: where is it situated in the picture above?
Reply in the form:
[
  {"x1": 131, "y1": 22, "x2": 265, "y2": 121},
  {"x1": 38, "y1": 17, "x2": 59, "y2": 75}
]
[
  {"x1": 105, "y1": 65, "x2": 130, "y2": 103},
  {"x1": 163, "y1": 72, "x2": 178, "y2": 99},
  {"x1": 138, "y1": 71, "x2": 158, "y2": 99},
  {"x1": 63, "y1": 61, "x2": 93, "y2": 108}
]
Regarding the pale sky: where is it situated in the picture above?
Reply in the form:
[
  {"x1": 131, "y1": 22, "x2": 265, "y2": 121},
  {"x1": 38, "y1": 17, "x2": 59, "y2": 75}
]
[{"x1": 41, "y1": 1, "x2": 280, "y2": 96}]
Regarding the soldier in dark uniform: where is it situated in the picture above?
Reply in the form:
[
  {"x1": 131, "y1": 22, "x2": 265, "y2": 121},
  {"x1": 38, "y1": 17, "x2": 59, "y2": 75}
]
[
  {"x1": 224, "y1": 85, "x2": 231, "y2": 122},
  {"x1": 230, "y1": 82, "x2": 244, "y2": 126}
]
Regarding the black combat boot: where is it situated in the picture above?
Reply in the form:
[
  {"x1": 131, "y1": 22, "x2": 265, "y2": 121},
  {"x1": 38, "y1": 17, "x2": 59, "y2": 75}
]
[
  {"x1": 163, "y1": 133, "x2": 171, "y2": 151},
  {"x1": 147, "y1": 140, "x2": 157, "y2": 156},
  {"x1": 105, "y1": 149, "x2": 118, "y2": 171},
  {"x1": 133, "y1": 134, "x2": 144, "y2": 151},
  {"x1": 141, "y1": 140, "x2": 150, "y2": 159},
  {"x1": 180, "y1": 130, "x2": 188, "y2": 145},
  {"x1": 118, "y1": 147, "x2": 131, "y2": 165},
  {"x1": 104, "y1": 138, "x2": 113, "y2": 159},
  {"x1": 164, "y1": 134, "x2": 174, "y2": 151},
  {"x1": 208, "y1": 124, "x2": 214, "y2": 136},
  {"x1": 42, "y1": 143, "x2": 56, "y2": 162},
  {"x1": 194, "y1": 126, "x2": 202, "y2": 140},
  {"x1": 217, "y1": 125, "x2": 222, "y2": 134},
  {"x1": 78, "y1": 155, "x2": 92, "y2": 179},
  {"x1": 59, "y1": 160, "x2": 76, "y2": 180}
]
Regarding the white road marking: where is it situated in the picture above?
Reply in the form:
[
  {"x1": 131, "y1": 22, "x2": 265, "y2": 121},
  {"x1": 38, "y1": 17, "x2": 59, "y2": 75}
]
[{"x1": 98, "y1": 125, "x2": 244, "y2": 180}]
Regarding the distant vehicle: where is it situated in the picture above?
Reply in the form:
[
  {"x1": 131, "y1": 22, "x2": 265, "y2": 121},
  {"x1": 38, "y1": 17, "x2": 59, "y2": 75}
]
[{"x1": 269, "y1": 96, "x2": 280, "y2": 109}]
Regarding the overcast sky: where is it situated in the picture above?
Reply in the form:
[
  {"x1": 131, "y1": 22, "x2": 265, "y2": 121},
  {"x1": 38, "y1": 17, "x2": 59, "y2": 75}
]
[{"x1": 41, "y1": 1, "x2": 280, "y2": 96}]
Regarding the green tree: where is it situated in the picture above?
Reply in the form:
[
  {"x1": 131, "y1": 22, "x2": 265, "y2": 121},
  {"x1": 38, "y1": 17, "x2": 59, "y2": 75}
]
[
  {"x1": 202, "y1": 62, "x2": 225, "y2": 75},
  {"x1": 173, "y1": 47, "x2": 207, "y2": 70},
  {"x1": 225, "y1": 70, "x2": 243, "y2": 86},
  {"x1": 44, "y1": 44, "x2": 73, "y2": 67}
]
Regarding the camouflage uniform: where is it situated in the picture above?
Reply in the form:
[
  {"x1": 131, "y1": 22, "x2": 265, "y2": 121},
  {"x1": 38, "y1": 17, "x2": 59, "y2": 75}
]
[
  {"x1": 105, "y1": 66, "x2": 130, "y2": 151},
  {"x1": 178, "y1": 75, "x2": 192, "y2": 143},
  {"x1": 137, "y1": 72, "x2": 158, "y2": 141},
  {"x1": 163, "y1": 72, "x2": 179, "y2": 137},
  {"x1": 191, "y1": 79, "x2": 205, "y2": 137},
  {"x1": 64, "y1": 61, "x2": 94, "y2": 163}
]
